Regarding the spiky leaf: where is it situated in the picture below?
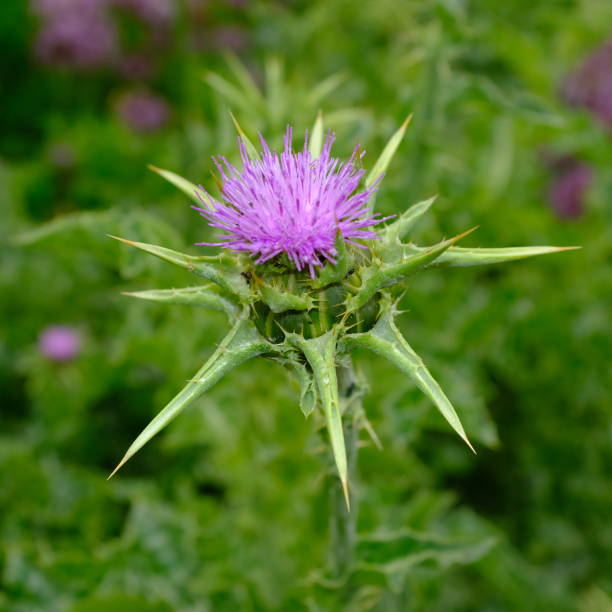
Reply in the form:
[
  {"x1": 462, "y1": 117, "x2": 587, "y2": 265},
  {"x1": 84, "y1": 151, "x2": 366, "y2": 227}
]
[
  {"x1": 259, "y1": 282, "x2": 313, "y2": 313},
  {"x1": 286, "y1": 360, "x2": 319, "y2": 418},
  {"x1": 341, "y1": 307, "x2": 474, "y2": 452},
  {"x1": 229, "y1": 111, "x2": 259, "y2": 160},
  {"x1": 148, "y1": 165, "x2": 205, "y2": 206},
  {"x1": 285, "y1": 329, "x2": 350, "y2": 508},
  {"x1": 309, "y1": 111, "x2": 324, "y2": 159},
  {"x1": 380, "y1": 196, "x2": 437, "y2": 247},
  {"x1": 365, "y1": 115, "x2": 412, "y2": 190},
  {"x1": 348, "y1": 228, "x2": 475, "y2": 310},
  {"x1": 123, "y1": 285, "x2": 239, "y2": 319},
  {"x1": 109, "y1": 311, "x2": 271, "y2": 478},
  {"x1": 108, "y1": 236, "x2": 249, "y2": 298},
  {"x1": 428, "y1": 245, "x2": 580, "y2": 267},
  {"x1": 311, "y1": 231, "x2": 350, "y2": 289}
]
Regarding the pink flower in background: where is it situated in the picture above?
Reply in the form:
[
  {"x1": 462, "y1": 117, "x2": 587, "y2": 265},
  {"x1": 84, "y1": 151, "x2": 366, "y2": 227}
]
[
  {"x1": 211, "y1": 26, "x2": 248, "y2": 52},
  {"x1": 111, "y1": 0, "x2": 174, "y2": 27},
  {"x1": 117, "y1": 52, "x2": 155, "y2": 80},
  {"x1": 115, "y1": 90, "x2": 170, "y2": 132},
  {"x1": 47, "y1": 142, "x2": 76, "y2": 169},
  {"x1": 39, "y1": 326, "x2": 81, "y2": 362},
  {"x1": 33, "y1": 5, "x2": 118, "y2": 70},
  {"x1": 562, "y1": 39, "x2": 612, "y2": 128},
  {"x1": 32, "y1": 0, "x2": 118, "y2": 69},
  {"x1": 31, "y1": 0, "x2": 108, "y2": 16},
  {"x1": 546, "y1": 155, "x2": 592, "y2": 220}
]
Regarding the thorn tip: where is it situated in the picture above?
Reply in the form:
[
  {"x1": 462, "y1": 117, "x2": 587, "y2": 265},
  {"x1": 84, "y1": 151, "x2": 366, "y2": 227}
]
[
  {"x1": 107, "y1": 456, "x2": 128, "y2": 480},
  {"x1": 341, "y1": 477, "x2": 351, "y2": 511}
]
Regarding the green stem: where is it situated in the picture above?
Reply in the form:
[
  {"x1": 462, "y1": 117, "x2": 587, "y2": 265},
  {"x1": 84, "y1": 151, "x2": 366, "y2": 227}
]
[{"x1": 329, "y1": 360, "x2": 360, "y2": 580}]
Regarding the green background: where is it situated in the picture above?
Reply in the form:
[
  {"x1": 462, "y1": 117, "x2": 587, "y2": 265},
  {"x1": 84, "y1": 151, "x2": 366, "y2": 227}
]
[{"x1": 2, "y1": 0, "x2": 611, "y2": 610}]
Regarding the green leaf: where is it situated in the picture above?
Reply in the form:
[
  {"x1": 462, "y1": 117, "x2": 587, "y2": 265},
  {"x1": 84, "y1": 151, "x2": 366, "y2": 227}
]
[
  {"x1": 259, "y1": 282, "x2": 313, "y2": 314},
  {"x1": 148, "y1": 165, "x2": 205, "y2": 206},
  {"x1": 305, "y1": 71, "x2": 346, "y2": 108},
  {"x1": 311, "y1": 231, "x2": 350, "y2": 289},
  {"x1": 108, "y1": 311, "x2": 271, "y2": 478},
  {"x1": 229, "y1": 111, "x2": 260, "y2": 160},
  {"x1": 348, "y1": 228, "x2": 476, "y2": 310},
  {"x1": 205, "y1": 72, "x2": 252, "y2": 113},
  {"x1": 355, "y1": 529, "x2": 496, "y2": 585},
  {"x1": 286, "y1": 360, "x2": 319, "y2": 418},
  {"x1": 108, "y1": 236, "x2": 249, "y2": 298},
  {"x1": 285, "y1": 329, "x2": 350, "y2": 508},
  {"x1": 365, "y1": 115, "x2": 412, "y2": 190},
  {"x1": 264, "y1": 56, "x2": 285, "y2": 126},
  {"x1": 381, "y1": 196, "x2": 437, "y2": 245},
  {"x1": 122, "y1": 285, "x2": 240, "y2": 319},
  {"x1": 309, "y1": 110, "x2": 324, "y2": 159},
  {"x1": 428, "y1": 245, "x2": 581, "y2": 267},
  {"x1": 223, "y1": 52, "x2": 264, "y2": 108},
  {"x1": 341, "y1": 307, "x2": 475, "y2": 452}
]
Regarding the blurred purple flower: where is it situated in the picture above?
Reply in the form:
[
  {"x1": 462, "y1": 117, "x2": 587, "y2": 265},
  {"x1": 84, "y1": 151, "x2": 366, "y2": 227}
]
[
  {"x1": 115, "y1": 90, "x2": 170, "y2": 132},
  {"x1": 546, "y1": 155, "x2": 592, "y2": 220},
  {"x1": 47, "y1": 142, "x2": 76, "y2": 169},
  {"x1": 111, "y1": 0, "x2": 174, "y2": 26},
  {"x1": 562, "y1": 39, "x2": 612, "y2": 127},
  {"x1": 211, "y1": 26, "x2": 248, "y2": 52},
  {"x1": 39, "y1": 326, "x2": 81, "y2": 362},
  {"x1": 33, "y1": 7, "x2": 118, "y2": 70},
  {"x1": 31, "y1": 0, "x2": 108, "y2": 16},
  {"x1": 117, "y1": 52, "x2": 155, "y2": 80}
]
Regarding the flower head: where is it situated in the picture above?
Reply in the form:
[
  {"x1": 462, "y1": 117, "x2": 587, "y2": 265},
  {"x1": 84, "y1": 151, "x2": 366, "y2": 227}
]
[
  {"x1": 561, "y1": 39, "x2": 612, "y2": 127},
  {"x1": 115, "y1": 89, "x2": 170, "y2": 132},
  {"x1": 33, "y1": 4, "x2": 117, "y2": 70},
  {"x1": 193, "y1": 128, "x2": 385, "y2": 276},
  {"x1": 39, "y1": 325, "x2": 81, "y2": 362},
  {"x1": 546, "y1": 155, "x2": 592, "y2": 220}
]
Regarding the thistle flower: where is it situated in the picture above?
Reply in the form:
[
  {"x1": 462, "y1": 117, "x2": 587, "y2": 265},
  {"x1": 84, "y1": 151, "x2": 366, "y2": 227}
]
[
  {"x1": 111, "y1": 0, "x2": 174, "y2": 27},
  {"x1": 33, "y1": 4, "x2": 117, "y2": 70},
  {"x1": 109, "y1": 115, "x2": 577, "y2": 508},
  {"x1": 545, "y1": 155, "x2": 592, "y2": 220},
  {"x1": 115, "y1": 89, "x2": 170, "y2": 132},
  {"x1": 210, "y1": 26, "x2": 248, "y2": 52},
  {"x1": 193, "y1": 128, "x2": 385, "y2": 276},
  {"x1": 561, "y1": 39, "x2": 612, "y2": 127},
  {"x1": 39, "y1": 325, "x2": 81, "y2": 362}
]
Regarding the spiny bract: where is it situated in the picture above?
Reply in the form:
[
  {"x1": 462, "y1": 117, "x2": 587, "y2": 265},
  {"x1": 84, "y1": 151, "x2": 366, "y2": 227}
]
[{"x1": 110, "y1": 115, "x2": 576, "y2": 507}]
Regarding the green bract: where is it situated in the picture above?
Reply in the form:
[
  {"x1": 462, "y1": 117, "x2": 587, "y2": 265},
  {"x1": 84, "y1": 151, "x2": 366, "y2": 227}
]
[{"x1": 109, "y1": 115, "x2": 577, "y2": 507}]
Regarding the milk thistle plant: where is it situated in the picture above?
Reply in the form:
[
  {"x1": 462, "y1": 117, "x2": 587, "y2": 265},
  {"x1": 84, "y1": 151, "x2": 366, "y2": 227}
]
[{"x1": 109, "y1": 115, "x2": 574, "y2": 557}]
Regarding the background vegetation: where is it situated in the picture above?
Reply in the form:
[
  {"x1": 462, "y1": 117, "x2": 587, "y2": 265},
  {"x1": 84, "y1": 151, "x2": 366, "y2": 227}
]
[{"x1": 2, "y1": 0, "x2": 611, "y2": 610}]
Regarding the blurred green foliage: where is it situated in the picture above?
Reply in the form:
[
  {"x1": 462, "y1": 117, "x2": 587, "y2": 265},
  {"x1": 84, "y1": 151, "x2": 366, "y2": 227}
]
[{"x1": 2, "y1": 0, "x2": 611, "y2": 610}]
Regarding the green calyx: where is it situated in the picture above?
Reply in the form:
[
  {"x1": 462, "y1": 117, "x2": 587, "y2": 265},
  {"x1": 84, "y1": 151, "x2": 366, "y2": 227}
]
[{"x1": 108, "y1": 116, "x2": 578, "y2": 508}]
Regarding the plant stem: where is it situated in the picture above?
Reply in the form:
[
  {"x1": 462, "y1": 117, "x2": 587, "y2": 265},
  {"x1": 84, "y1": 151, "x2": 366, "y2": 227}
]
[{"x1": 329, "y1": 360, "x2": 360, "y2": 580}]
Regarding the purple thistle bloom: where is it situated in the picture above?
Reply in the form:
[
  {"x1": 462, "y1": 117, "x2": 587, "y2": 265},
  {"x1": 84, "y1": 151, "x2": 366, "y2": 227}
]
[
  {"x1": 210, "y1": 26, "x2": 248, "y2": 52},
  {"x1": 561, "y1": 39, "x2": 612, "y2": 127},
  {"x1": 39, "y1": 325, "x2": 81, "y2": 362},
  {"x1": 33, "y1": 6, "x2": 117, "y2": 70},
  {"x1": 31, "y1": 0, "x2": 108, "y2": 16},
  {"x1": 111, "y1": 0, "x2": 174, "y2": 27},
  {"x1": 115, "y1": 89, "x2": 170, "y2": 132},
  {"x1": 193, "y1": 129, "x2": 386, "y2": 276},
  {"x1": 546, "y1": 156, "x2": 592, "y2": 220}
]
